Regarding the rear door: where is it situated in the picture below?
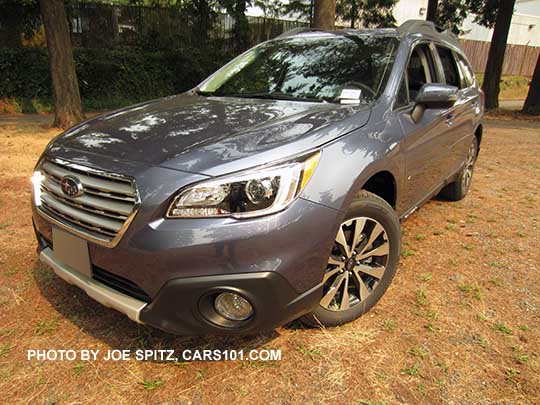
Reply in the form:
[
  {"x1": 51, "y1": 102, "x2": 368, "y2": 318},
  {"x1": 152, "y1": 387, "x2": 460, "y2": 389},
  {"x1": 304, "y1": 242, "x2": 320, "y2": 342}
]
[
  {"x1": 454, "y1": 51, "x2": 482, "y2": 160},
  {"x1": 432, "y1": 45, "x2": 476, "y2": 177}
]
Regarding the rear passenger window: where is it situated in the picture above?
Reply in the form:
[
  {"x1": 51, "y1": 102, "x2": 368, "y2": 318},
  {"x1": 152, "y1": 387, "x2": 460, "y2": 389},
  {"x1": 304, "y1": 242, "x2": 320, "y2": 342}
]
[
  {"x1": 455, "y1": 53, "x2": 475, "y2": 88},
  {"x1": 436, "y1": 47, "x2": 461, "y2": 88}
]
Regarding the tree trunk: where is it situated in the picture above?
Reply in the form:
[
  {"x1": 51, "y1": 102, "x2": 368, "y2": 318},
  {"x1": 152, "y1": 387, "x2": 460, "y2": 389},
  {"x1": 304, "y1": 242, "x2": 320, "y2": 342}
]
[
  {"x1": 313, "y1": 0, "x2": 336, "y2": 30},
  {"x1": 426, "y1": 0, "x2": 437, "y2": 22},
  {"x1": 522, "y1": 51, "x2": 540, "y2": 115},
  {"x1": 482, "y1": 0, "x2": 516, "y2": 110},
  {"x1": 39, "y1": 0, "x2": 84, "y2": 129},
  {"x1": 226, "y1": 0, "x2": 249, "y2": 52},
  {"x1": 350, "y1": 0, "x2": 357, "y2": 28}
]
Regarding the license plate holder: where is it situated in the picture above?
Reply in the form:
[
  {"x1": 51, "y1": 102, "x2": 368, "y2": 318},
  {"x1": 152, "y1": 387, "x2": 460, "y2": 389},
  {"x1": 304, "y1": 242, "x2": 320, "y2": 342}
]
[{"x1": 52, "y1": 227, "x2": 92, "y2": 277}]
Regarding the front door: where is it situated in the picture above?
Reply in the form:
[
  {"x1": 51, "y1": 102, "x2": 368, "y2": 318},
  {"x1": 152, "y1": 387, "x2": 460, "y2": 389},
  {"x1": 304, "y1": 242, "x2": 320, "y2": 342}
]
[{"x1": 396, "y1": 43, "x2": 453, "y2": 211}]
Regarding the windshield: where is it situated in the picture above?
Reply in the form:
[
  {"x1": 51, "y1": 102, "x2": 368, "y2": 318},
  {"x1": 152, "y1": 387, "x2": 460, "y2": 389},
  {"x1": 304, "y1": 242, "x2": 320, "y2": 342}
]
[{"x1": 198, "y1": 34, "x2": 399, "y2": 103}]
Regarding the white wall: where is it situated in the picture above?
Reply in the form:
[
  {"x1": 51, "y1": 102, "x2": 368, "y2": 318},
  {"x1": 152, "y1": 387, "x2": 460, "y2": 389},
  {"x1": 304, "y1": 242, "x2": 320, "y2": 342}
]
[
  {"x1": 393, "y1": 0, "x2": 429, "y2": 22},
  {"x1": 391, "y1": 0, "x2": 540, "y2": 46},
  {"x1": 515, "y1": 0, "x2": 540, "y2": 15},
  {"x1": 460, "y1": 13, "x2": 540, "y2": 46}
]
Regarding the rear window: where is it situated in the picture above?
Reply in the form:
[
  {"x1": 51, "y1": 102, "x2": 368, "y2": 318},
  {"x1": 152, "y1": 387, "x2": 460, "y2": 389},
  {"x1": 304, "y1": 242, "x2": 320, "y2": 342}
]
[
  {"x1": 436, "y1": 46, "x2": 461, "y2": 88},
  {"x1": 455, "y1": 53, "x2": 476, "y2": 88}
]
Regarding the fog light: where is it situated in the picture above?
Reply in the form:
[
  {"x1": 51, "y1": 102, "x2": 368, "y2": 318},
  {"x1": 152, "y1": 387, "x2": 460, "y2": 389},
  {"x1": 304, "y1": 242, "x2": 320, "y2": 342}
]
[{"x1": 214, "y1": 292, "x2": 253, "y2": 321}]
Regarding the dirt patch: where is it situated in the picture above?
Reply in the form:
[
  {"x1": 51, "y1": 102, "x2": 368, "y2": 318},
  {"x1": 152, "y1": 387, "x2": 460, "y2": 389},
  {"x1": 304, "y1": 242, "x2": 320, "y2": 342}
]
[
  {"x1": 0, "y1": 115, "x2": 539, "y2": 403},
  {"x1": 485, "y1": 110, "x2": 540, "y2": 125}
]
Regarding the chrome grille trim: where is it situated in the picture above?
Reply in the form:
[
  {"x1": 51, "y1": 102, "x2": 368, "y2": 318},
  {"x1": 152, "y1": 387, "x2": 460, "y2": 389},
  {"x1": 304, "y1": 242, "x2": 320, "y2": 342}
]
[
  {"x1": 41, "y1": 176, "x2": 132, "y2": 217},
  {"x1": 35, "y1": 158, "x2": 140, "y2": 247},
  {"x1": 41, "y1": 161, "x2": 135, "y2": 196}
]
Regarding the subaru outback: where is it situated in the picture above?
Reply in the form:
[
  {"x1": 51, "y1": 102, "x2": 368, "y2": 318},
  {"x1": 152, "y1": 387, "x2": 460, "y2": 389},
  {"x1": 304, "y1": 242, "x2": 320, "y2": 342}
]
[{"x1": 32, "y1": 20, "x2": 483, "y2": 335}]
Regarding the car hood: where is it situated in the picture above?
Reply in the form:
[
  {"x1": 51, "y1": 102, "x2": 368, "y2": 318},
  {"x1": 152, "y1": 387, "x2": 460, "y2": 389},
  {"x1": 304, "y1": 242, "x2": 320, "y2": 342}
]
[{"x1": 51, "y1": 93, "x2": 371, "y2": 176}]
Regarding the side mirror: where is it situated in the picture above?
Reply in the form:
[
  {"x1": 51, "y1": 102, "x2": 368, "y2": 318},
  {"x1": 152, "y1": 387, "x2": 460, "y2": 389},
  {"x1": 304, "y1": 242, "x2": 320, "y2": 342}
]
[
  {"x1": 411, "y1": 83, "x2": 458, "y2": 123},
  {"x1": 416, "y1": 83, "x2": 458, "y2": 108}
]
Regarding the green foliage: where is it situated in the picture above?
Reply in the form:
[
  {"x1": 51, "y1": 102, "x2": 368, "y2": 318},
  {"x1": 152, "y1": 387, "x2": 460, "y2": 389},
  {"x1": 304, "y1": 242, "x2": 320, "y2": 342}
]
[
  {"x1": 0, "y1": 46, "x2": 232, "y2": 109},
  {"x1": 254, "y1": 0, "x2": 282, "y2": 18},
  {"x1": 139, "y1": 378, "x2": 163, "y2": 390},
  {"x1": 0, "y1": 0, "x2": 41, "y2": 47},
  {"x1": 282, "y1": 0, "x2": 313, "y2": 23},
  {"x1": 435, "y1": 0, "x2": 469, "y2": 34},
  {"x1": 467, "y1": 0, "x2": 499, "y2": 28},
  {"x1": 425, "y1": 0, "x2": 499, "y2": 34},
  {"x1": 337, "y1": 0, "x2": 397, "y2": 28},
  {"x1": 220, "y1": 0, "x2": 252, "y2": 51},
  {"x1": 0, "y1": 47, "x2": 50, "y2": 99}
]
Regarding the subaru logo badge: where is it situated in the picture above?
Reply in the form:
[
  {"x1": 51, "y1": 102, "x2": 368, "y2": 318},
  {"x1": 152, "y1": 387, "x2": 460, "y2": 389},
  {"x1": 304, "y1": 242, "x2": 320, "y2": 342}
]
[{"x1": 61, "y1": 175, "x2": 84, "y2": 198}]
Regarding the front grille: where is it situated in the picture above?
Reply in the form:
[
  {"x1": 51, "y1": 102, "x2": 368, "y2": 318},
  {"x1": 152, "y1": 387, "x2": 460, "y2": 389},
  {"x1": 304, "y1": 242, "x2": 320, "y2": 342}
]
[
  {"x1": 93, "y1": 266, "x2": 151, "y2": 302},
  {"x1": 36, "y1": 159, "x2": 139, "y2": 247}
]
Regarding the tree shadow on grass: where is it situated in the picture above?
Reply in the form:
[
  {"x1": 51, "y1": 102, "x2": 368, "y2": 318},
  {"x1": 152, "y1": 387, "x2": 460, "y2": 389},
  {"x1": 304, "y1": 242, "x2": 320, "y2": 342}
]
[{"x1": 31, "y1": 259, "x2": 283, "y2": 362}]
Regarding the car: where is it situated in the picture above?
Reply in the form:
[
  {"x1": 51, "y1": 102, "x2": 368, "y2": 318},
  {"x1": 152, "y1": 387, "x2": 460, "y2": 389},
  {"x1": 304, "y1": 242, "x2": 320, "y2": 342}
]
[{"x1": 32, "y1": 20, "x2": 483, "y2": 335}]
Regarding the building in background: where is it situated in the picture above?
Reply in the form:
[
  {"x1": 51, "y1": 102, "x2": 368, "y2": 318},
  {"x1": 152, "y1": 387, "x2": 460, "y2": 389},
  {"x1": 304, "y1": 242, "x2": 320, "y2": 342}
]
[{"x1": 393, "y1": 0, "x2": 540, "y2": 46}]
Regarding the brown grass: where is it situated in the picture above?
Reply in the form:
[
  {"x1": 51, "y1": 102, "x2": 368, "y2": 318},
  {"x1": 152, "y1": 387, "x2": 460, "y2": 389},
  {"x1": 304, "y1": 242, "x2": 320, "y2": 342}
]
[{"x1": 0, "y1": 114, "x2": 539, "y2": 403}]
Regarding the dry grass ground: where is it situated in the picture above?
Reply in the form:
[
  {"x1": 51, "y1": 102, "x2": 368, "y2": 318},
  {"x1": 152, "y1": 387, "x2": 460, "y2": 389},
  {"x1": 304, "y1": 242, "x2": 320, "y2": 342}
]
[{"x1": 0, "y1": 114, "x2": 539, "y2": 404}]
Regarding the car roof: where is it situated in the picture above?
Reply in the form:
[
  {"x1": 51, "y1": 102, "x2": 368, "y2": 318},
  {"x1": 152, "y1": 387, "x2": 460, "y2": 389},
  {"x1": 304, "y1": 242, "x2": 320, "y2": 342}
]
[{"x1": 276, "y1": 19, "x2": 460, "y2": 50}]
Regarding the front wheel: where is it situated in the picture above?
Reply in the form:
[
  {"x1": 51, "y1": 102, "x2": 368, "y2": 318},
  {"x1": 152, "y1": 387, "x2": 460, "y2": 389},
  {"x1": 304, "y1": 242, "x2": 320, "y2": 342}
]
[{"x1": 302, "y1": 191, "x2": 401, "y2": 327}]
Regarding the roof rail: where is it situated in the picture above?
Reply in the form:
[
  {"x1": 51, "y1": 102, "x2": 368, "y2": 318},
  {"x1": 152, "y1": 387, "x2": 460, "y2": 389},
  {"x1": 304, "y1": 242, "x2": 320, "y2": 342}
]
[{"x1": 398, "y1": 19, "x2": 459, "y2": 46}]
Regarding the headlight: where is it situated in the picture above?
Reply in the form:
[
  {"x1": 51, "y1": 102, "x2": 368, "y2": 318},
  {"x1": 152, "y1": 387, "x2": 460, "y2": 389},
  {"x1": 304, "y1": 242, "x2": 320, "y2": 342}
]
[{"x1": 167, "y1": 151, "x2": 320, "y2": 218}]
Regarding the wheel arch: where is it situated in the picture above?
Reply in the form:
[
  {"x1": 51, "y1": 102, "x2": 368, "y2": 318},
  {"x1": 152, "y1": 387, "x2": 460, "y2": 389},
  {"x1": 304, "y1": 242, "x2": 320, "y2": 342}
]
[
  {"x1": 474, "y1": 124, "x2": 483, "y2": 153},
  {"x1": 359, "y1": 170, "x2": 398, "y2": 209}
]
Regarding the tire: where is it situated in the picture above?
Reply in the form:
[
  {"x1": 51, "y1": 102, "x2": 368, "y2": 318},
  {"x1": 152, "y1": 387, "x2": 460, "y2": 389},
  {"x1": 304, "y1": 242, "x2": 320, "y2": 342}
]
[
  {"x1": 439, "y1": 137, "x2": 478, "y2": 201},
  {"x1": 301, "y1": 190, "x2": 401, "y2": 328}
]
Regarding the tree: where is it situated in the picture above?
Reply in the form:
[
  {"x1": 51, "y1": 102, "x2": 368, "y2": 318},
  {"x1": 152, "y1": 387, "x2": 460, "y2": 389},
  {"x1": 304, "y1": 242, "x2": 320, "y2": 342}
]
[
  {"x1": 313, "y1": 0, "x2": 335, "y2": 29},
  {"x1": 436, "y1": 0, "x2": 468, "y2": 34},
  {"x1": 0, "y1": 0, "x2": 41, "y2": 47},
  {"x1": 254, "y1": 0, "x2": 282, "y2": 18},
  {"x1": 39, "y1": 0, "x2": 84, "y2": 129},
  {"x1": 182, "y1": 0, "x2": 217, "y2": 44},
  {"x1": 221, "y1": 0, "x2": 251, "y2": 51},
  {"x1": 336, "y1": 0, "x2": 396, "y2": 28},
  {"x1": 424, "y1": 0, "x2": 491, "y2": 35},
  {"x1": 426, "y1": 0, "x2": 437, "y2": 22},
  {"x1": 522, "y1": 52, "x2": 540, "y2": 115},
  {"x1": 282, "y1": 0, "x2": 314, "y2": 24},
  {"x1": 481, "y1": 0, "x2": 515, "y2": 110}
]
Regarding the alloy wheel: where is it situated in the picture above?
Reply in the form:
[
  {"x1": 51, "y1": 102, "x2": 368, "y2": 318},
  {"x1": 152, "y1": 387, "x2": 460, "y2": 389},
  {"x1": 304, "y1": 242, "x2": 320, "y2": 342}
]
[
  {"x1": 462, "y1": 141, "x2": 477, "y2": 191},
  {"x1": 320, "y1": 217, "x2": 390, "y2": 312}
]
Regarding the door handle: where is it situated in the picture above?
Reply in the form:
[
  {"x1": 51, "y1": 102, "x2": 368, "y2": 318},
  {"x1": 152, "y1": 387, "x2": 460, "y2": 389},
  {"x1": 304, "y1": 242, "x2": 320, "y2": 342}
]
[{"x1": 445, "y1": 114, "x2": 455, "y2": 126}]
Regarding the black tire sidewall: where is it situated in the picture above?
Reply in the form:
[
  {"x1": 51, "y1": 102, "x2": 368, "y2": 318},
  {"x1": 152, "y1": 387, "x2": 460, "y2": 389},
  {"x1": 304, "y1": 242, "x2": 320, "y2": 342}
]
[{"x1": 308, "y1": 192, "x2": 401, "y2": 327}]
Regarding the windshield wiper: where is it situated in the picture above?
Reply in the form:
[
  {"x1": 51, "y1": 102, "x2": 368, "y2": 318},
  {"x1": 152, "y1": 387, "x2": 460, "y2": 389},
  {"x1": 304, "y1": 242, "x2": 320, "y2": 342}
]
[{"x1": 196, "y1": 90, "x2": 339, "y2": 104}]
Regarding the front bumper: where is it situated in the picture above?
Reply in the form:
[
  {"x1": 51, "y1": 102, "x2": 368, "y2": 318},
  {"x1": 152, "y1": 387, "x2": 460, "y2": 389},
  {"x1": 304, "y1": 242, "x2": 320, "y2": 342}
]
[{"x1": 38, "y1": 242, "x2": 323, "y2": 335}]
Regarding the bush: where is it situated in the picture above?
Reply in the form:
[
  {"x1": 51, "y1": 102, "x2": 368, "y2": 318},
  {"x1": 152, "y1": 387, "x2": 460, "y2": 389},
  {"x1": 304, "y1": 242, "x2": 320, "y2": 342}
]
[
  {"x1": 0, "y1": 46, "x2": 233, "y2": 110},
  {"x1": 0, "y1": 47, "x2": 51, "y2": 99}
]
